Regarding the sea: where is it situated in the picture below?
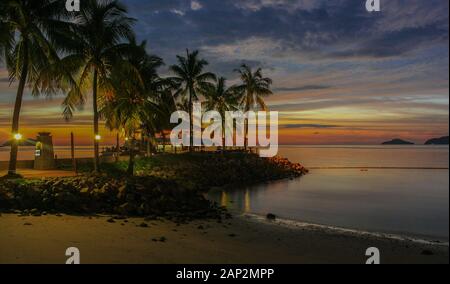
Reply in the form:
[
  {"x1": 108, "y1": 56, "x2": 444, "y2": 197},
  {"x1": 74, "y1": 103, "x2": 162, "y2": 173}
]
[{"x1": 208, "y1": 145, "x2": 449, "y2": 242}]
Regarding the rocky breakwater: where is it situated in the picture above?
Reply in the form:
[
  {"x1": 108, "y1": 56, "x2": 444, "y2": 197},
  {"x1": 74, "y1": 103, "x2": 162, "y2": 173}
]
[
  {"x1": 134, "y1": 153, "x2": 309, "y2": 191},
  {"x1": 0, "y1": 175, "x2": 225, "y2": 221}
]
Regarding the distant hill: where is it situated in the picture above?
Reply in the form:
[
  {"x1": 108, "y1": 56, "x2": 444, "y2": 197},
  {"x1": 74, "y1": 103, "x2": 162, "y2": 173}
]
[
  {"x1": 1, "y1": 139, "x2": 37, "y2": 147},
  {"x1": 382, "y1": 139, "x2": 415, "y2": 145},
  {"x1": 425, "y1": 136, "x2": 449, "y2": 145}
]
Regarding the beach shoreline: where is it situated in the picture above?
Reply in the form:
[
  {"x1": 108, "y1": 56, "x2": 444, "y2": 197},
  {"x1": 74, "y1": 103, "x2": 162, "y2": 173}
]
[
  {"x1": 0, "y1": 213, "x2": 447, "y2": 264},
  {"x1": 242, "y1": 213, "x2": 449, "y2": 246}
]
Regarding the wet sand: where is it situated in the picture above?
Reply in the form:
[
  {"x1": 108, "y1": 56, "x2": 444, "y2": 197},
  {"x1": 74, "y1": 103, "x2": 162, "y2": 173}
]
[{"x1": 0, "y1": 213, "x2": 447, "y2": 264}]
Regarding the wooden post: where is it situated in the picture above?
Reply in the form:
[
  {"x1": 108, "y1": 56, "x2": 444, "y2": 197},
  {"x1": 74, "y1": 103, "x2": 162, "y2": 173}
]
[{"x1": 71, "y1": 132, "x2": 77, "y2": 173}]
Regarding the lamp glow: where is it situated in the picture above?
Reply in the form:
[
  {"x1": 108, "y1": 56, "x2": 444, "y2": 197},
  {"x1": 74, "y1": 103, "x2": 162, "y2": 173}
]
[
  {"x1": 95, "y1": 134, "x2": 102, "y2": 141},
  {"x1": 13, "y1": 133, "x2": 23, "y2": 141}
]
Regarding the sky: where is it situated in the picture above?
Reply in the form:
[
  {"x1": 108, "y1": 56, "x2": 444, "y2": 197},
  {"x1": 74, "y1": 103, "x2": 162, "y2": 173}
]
[{"x1": 0, "y1": 0, "x2": 449, "y2": 146}]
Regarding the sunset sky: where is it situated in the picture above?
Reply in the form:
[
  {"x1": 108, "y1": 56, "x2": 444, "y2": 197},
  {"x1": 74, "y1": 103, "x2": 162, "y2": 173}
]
[{"x1": 0, "y1": 0, "x2": 448, "y2": 146}]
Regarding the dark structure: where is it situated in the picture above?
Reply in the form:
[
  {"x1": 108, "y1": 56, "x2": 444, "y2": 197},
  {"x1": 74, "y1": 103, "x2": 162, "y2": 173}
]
[{"x1": 34, "y1": 132, "x2": 55, "y2": 170}]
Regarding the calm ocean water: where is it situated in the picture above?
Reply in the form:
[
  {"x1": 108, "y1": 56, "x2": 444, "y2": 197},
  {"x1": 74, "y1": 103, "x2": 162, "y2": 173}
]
[{"x1": 209, "y1": 145, "x2": 450, "y2": 241}]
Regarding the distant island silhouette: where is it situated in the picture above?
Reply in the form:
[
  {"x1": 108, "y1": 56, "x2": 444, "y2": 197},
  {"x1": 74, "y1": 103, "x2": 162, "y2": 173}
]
[
  {"x1": 425, "y1": 136, "x2": 449, "y2": 145},
  {"x1": 382, "y1": 139, "x2": 415, "y2": 145}
]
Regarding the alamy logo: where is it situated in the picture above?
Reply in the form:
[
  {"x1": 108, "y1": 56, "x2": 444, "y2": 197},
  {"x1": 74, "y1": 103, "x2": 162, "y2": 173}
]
[
  {"x1": 366, "y1": 0, "x2": 381, "y2": 12},
  {"x1": 66, "y1": 0, "x2": 80, "y2": 12},
  {"x1": 365, "y1": 247, "x2": 380, "y2": 264},
  {"x1": 170, "y1": 103, "x2": 279, "y2": 157},
  {"x1": 65, "y1": 247, "x2": 80, "y2": 264}
]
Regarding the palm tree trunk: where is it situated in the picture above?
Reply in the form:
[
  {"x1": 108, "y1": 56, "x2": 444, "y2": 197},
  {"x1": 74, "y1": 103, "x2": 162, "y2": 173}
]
[
  {"x1": 161, "y1": 132, "x2": 166, "y2": 153},
  {"x1": 244, "y1": 104, "x2": 249, "y2": 151},
  {"x1": 222, "y1": 120, "x2": 225, "y2": 154},
  {"x1": 127, "y1": 138, "x2": 135, "y2": 176},
  {"x1": 8, "y1": 42, "x2": 29, "y2": 176},
  {"x1": 244, "y1": 119, "x2": 248, "y2": 151},
  {"x1": 93, "y1": 69, "x2": 100, "y2": 172},
  {"x1": 189, "y1": 86, "x2": 194, "y2": 152},
  {"x1": 146, "y1": 136, "x2": 151, "y2": 156}
]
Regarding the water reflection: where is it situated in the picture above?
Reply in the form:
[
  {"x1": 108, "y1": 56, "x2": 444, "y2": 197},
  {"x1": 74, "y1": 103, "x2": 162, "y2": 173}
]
[
  {"x1": 208, "y1": 169, "x2": 449, "y2": 241},
  {"x1": 219, "y1": 189, "x2": 251, "y2": 213}
]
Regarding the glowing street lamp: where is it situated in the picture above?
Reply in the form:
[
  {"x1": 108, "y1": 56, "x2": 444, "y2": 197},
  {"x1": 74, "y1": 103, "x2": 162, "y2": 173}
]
[
  {"x1": 13, "y1": 133, "x2": 23, "y2": 141},
  {"x1": 95, "y1": 134, "x2": 102, "y2": 141}
]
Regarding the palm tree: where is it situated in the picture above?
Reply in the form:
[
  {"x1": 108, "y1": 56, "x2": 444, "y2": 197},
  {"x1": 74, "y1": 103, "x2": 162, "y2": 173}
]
[
  {"x1": 234, "y1": 64, "x2": 273, "y2": 150},
  {"x1": 0, "y1": 0, "x2": 69, "y2": 176},
  {"x1": 168, "y1": 50, "x2": 216, "y2": 152},
  {"x1": 100, "y1": 66, "x2": 159, "y2": 176},
  {"x1": 61, "y1": 0, "x2": 135, "y2": 173},
  {"x1": 101, "y1": 89, "x2": 149, "y2": 176},
  {"x1": 119, "y1": 40, "x2": 174, "y2": 155},
  {"x1": 100, "y1": 40, "x2": 164, "y2": 175},
  {"x1": 0, "y1": 3, "x2": 12, "y2": 60},
  {"x1": 146, "y1": 87, "x2": 177, "y2": 153},
  {"x1": 203, "y1": 77, "x2": 238, "y2": 152}
]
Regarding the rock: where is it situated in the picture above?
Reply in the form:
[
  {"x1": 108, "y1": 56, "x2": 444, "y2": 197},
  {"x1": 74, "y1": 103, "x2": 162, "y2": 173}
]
[
  {"x1": 30, "y1": 209, "x2": 41, "y2": 216},
  {"x1": 107, "y1": 218, "x2": 115, "y2": 223},
  {"x1": 23, "y1": 222, "x2": 32, "y2": 226},
  {"x1": 80, "y1": 188, "x2": 90, "y2": 194},
  {"x1": 138, "y1": 222, "x2": 149, "y2": 228},
  {"x1": 159, "y1": 236, "x2": 167, "y2": 242},
  {"x1": 266, "y1": 213, "x2": 277, "y2": 220}
]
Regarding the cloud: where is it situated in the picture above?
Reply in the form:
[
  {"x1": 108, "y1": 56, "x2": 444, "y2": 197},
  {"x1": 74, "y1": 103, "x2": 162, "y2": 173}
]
[
  {"x1": 273, "y1": 85, "x2": 331, "y2": 92},
  {"x1": 280, "y1": 123, "x2": 340, "y2": 129},
  {"x1": 233, "y1": 0, "x2": 325, "y2": 12},
  {"x1": 191, "y1": 0, "x2": 203, "y2": 10}
]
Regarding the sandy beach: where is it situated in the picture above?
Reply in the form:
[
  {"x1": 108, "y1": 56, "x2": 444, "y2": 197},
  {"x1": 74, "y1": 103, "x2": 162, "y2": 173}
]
[{"x1": 0, "y1": 213, "x2": 447, "y2": 264}]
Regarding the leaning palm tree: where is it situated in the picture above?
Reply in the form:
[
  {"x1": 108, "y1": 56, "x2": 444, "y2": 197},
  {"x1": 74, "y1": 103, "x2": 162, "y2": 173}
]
[
  {"x1": 0, "y1": 0, "x2": 69, "y2": 176},
  {"x1": 61, "y1": 0, "x2": 135, "y2": 173},
  {"x1": 168, "y1": 50, "x2": 216, "y2": 152},
  {"x1": 234, "y1": 64, "x2": 273, "y2": 150},
  {"x1": 203, "y1": 77, "x2": 239, "y2": 152}
]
